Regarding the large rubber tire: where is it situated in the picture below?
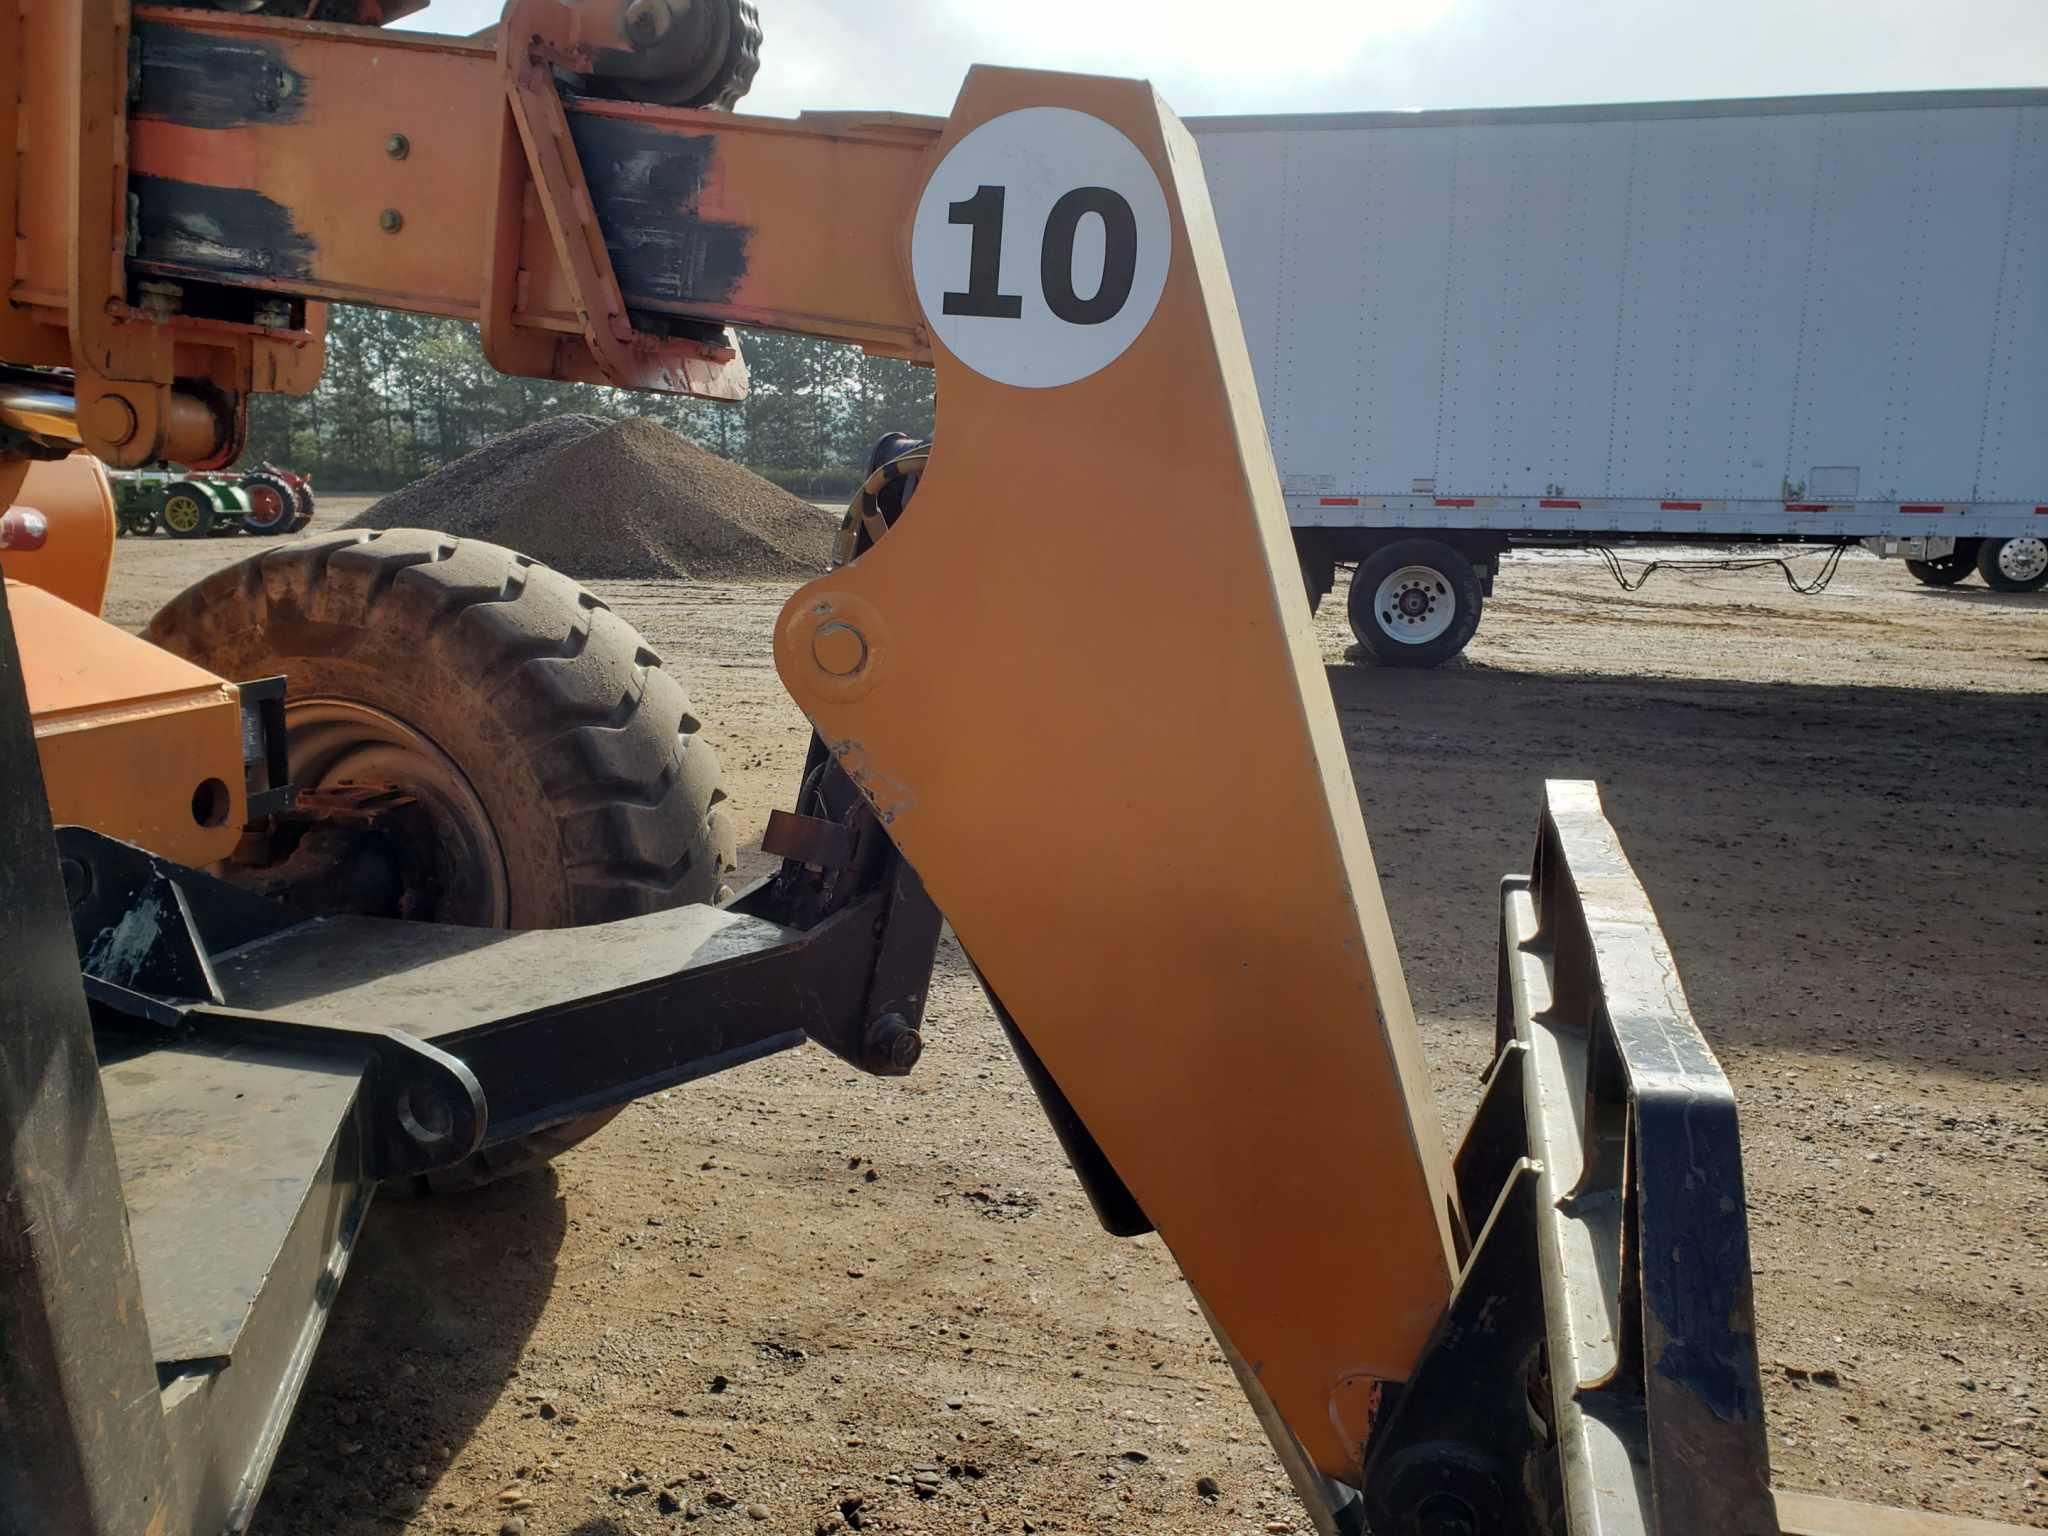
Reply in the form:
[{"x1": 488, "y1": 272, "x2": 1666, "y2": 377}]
[
  {"x1": 240, "y1": 469, "x2": 297, "y2": 535},
  {"x1": 1904, "y1": 549, "x2": 1974, "y2": 586},
  {"x1": 1976, "y1": 536, "x2": 2048, "y2": 594},
  {"x1": 143, "y1": 528, "x2": 737, "y2": 1189},
  {"x1": 159, "y1": 483, "x2": 216, "y2": 539},
  {"x1": 288, "y1": 479, "x2": 316, "y2": 533},
  {"x1": 1299, "y1": 550, "x2": 1336, "y2": 616},
  {"x1": 1347, "y1": 538, "x2": 1484, "y2": 667}
]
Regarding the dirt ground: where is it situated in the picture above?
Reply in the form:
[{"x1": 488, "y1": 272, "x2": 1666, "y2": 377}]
[{"x1": 105, "y1": 510, "x2": 2047, "y2": 1534}]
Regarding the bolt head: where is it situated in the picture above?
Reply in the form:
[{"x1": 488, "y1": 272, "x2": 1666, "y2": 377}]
[
  {"x1": 379, "y1": 208, "x2": 404, "y2": 234},
  {"x1": 863, "y1": 1013, "x2": 924, "y2": 1077},
  {"x1": 385, "y1": 132, "x2": 410, "y2": 160},
  {"x1": 623, "y1": 0, "x2": 674, "y2": 45},
  {"x1": 812, "y1": 621, "x2": 868, "y2": 677}
]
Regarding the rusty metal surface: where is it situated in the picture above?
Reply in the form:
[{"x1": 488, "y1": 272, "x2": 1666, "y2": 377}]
[{"x1": 762, "y1": 806, "x2": 859, "y2": 868}]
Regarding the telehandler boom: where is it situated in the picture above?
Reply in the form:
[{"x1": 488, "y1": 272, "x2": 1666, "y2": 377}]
[{"x1": 0, "y1": 4, "x2": 2025, "y2": 1535}]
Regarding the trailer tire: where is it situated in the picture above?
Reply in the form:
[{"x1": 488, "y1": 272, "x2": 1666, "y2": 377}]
[
  {"x1": 143, "y1": 528, "x2": 738, "y2": 1192},
  {"x1": 1347, "y1": 539, "x2": 1484, "y2": 667},
  {"x1": 1976, "y1": 536, "x2": 2048, "y2": 594},
  {"x1": 1904, "y1": 549, "x2": 1974, "y2": 586},
  {"x1": 1299, "y1": 551, "x2": 1336, "y2": 616},
  {"x1": 288, "y1": 479, "x2": 316, "y2": 532}
]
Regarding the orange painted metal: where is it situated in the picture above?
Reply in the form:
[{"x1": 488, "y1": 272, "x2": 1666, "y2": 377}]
[
  {"x1": 0, "y1": 1, "x2": 326, "y2": 467},
  {"x1": 1, "y1": 455, "x2": 119, "y2": 616},
  {"x1": 775, "y1": 68, "x2": 1458, "y2": 1482},
  {"x1": 110, "y1": 8, "x2": 933, "y2": 355},
  {"x1": 5, "y1": 3, "x2": 1458, "y2": 1480},
  {"x1": 9, "y1": 579, "x2": 246, "y2": 867},
  {"x1": 6, "y1": 3, "x2": 935, "y2": 466},
  {"x1": 493, "y1": 0, "x2": 748, "y2": 396}
]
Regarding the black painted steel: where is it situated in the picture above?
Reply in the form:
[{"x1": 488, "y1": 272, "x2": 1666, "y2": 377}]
[
  {"x1": 0, "y1": 584, "x2": 182, "y2": 1534},
  {"x1": 1360, "y1": 781, "x2": 1778, "y2": 1536}
]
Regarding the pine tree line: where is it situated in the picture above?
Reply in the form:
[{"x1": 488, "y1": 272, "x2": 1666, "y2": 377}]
[{"x1": 246, "y1": 305, "x2": 937, "y2": 496}]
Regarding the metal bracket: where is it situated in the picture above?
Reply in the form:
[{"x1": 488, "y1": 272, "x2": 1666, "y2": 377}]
[
  {"x1": 60, "y1": 825, "x2": 486, "y2": 1180},
  {"x1": 86, "y1": 975, "x2": 487, "y2": 1182},
  {"x1": 1360, "y1": 781, "x2": 1778, "y2": 1536},
  {"x1": 485, "y1": 0, "x2": 748, "y2": 398},
  {"x1": 60, "y1": 824, "x2": 298, "y2": 1001},
  {"x1": 236, "y1": 673, "x2": 293, "y2": 819}
]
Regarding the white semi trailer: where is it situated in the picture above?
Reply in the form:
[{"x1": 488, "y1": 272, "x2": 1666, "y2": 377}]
[{"x1": 1191, "y1": 90, "x2": 2048, "y2": 664}]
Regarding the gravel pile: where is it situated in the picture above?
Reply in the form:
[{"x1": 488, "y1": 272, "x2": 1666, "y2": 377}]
[{"x1": 345, "y1": 415, "x2": 833, "y2": 582}]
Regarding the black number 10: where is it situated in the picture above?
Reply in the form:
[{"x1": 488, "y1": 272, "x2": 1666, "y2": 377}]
[{"x1": 942, "y1": 184, "x2": 1139, "y2": 326}]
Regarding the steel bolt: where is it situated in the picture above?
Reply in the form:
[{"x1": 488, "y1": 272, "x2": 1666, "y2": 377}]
[
  {"x1": 379, "y1": 208, "x2": 405, "y2": 234},
  {"x1": 811, "y1": 621, "x2": 868, "y2": 677},
  {"x1": 385, "y1": 132, "x2": 410, "y2": 160},
  {"x1": 862, "y1": 1013, "x2": 923, "y2": 1077},
  {"x1": 623, "y1": 0, "x2": 674, "y2": 46}
]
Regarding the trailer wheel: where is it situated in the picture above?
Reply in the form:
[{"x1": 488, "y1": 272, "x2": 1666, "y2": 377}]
[
  {"x1": 1904, "y1": 545, "x2": 1976, "y2": 586},
  {"x1": 239, "y1": 469, "x2": 296, "y2": 535},
  {"x1": 1976, "y1": 536, "x2": 2048, "y2": 593},
  {"x1": 1347, "y1": 539, "x2": 1484, "y2": 667},
  {"x1": 144, "y1": 528, "x2": 738, "y2": 1191},
  {"x1": 1299, "y1": 551, "x2": 1336, "y2": 616},
  {"x1": 158, "y1": 484, "x2": 215, "y2": 539}
]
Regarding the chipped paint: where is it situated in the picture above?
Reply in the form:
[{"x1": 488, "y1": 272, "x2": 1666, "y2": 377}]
[
  {"x1": 131, "y1": 175, "x2": 317, "y2": 283},
  {"x1": 134, "y1": 23, "x2": 309, "y2": 130},
  {"x1": 567, "y1": 113, "x2": 749, "y2": 307},
  {"x1": 84, "y1": 893, "x2": 165, "y2": 987},
  {"x1": 820, "y1": 737, "x2": 918, "y2": 825}
]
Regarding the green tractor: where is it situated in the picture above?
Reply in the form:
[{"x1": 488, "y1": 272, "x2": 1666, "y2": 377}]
[
  {"x1": 111, "y1": 471, "x2": 247, "y2": 538},
  {"x1": 111, "y1": 467, "x2": 312, "y2": 538}
]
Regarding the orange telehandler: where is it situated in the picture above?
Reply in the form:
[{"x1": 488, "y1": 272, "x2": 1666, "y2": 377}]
[{"x1": 0, "y1": 4, "x2": 2025, "y2": 1534}]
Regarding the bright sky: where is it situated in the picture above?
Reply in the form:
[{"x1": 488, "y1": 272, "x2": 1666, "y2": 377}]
[{"x1": 399, "y1": 0, "x2": 2048, "y2": 117}]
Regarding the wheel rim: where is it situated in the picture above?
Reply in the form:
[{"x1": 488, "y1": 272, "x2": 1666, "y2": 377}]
[
  {"x1": 161, "y1": 494, "x2": 204, "y2": 533},
  {"x1": 1372, "y1": 564, "x2": 1457, "y2": 645},
  {"x1": 1995, "y1": 537, "x2": 2047, "y2": 583},
  {"x1": 245, "y1": 484, "x2": 287, "y2": 527},
  {"x1": 286, "y1": 698, "x2": 511, "y2": 926}
]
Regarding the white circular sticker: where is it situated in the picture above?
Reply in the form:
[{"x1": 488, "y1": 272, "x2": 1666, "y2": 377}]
[{"x1": 911, "y1": 107, "x2": 1171, "y2": 390}]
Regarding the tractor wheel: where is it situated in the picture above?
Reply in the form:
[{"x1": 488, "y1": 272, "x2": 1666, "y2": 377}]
[
  {"x1": 240, "y1": 469, "x2": 297, "y2": 536},
  {"x1": 158, "y1": 483, "x2": 216, "y2": 539},
  {"x1": 288, "y1": 479, "x2": 316, "y2": 532},
  {"x1": 143, "y1": 528, "x2": 737, "y2": 1191}
]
